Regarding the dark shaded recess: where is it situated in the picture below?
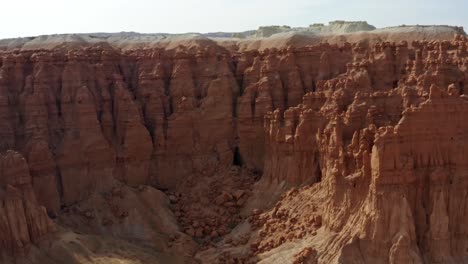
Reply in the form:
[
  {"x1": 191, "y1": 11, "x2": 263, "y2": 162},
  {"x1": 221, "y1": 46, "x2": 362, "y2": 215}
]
[
  {"x1": 157, "y1": 187, "x2": 169, "y2": 192},
  {"x1": 232, "y1": 95, "x2": 238, "y2": 118},
  {"x1": 233, "y1": 146, "x2": 243, "y2": 166},
  {"x1": 250, "y1": 169, "x2": 262, "y2": 181},
  {"x1": 56, "y1": 166, "x2": 64, "y2": 199},
  {"x1": 316, "y1": 166, "x2": 322, "y2": 183},
  {"x1": 314, "y1": 155, "x2": 322, "y2": 182},
  {"x1": 251, "y1": 90, "x2": 257, "y2": 117},
  {"x1": 47, "y1": 211, "x2": 57, "y2": 219}
]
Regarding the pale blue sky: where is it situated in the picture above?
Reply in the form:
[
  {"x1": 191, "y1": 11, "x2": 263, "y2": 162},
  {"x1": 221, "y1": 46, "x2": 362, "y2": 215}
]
[{"x1": 1, "y1": 0, "x2": 466, "y2": 39}]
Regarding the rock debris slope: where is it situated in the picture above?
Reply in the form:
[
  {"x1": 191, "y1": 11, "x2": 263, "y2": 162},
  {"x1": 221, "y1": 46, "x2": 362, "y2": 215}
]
[{"x1": 0, "y1": 26, "x2": 467, "y2": 263}]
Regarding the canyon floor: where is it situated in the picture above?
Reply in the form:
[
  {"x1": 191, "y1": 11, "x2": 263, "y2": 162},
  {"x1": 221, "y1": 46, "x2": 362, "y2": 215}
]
[{"x1": 0, "y1": 22, "x2": 468, "y2": 263}]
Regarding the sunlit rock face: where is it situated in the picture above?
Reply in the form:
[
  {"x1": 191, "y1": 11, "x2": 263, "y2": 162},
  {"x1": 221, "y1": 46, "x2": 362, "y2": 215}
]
[
  {"x1": 0, "y1": 33, "x2": 467, "y2": 263},
  {"x1": 0, "y1": 42, "x2": 354, "y2": 206}
]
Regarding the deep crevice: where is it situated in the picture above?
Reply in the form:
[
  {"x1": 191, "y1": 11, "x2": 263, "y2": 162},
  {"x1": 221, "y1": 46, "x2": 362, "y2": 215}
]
[
  {"x1": 233, "y1": 146, "x2": 243, "y2": 166},
  {"x1": 314, "y1": 154, "x2": 322, "y2": 183}
]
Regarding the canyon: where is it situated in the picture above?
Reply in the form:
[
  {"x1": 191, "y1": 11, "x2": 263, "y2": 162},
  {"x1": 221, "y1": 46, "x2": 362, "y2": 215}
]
[{"x1": 0, "y1": 23, "x2": 468, "y2": 263}]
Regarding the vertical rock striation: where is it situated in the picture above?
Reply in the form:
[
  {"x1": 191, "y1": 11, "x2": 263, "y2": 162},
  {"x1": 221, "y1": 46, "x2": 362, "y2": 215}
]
[{"x1": 0, "y1": 35, "x2": 467, "y2": 262}]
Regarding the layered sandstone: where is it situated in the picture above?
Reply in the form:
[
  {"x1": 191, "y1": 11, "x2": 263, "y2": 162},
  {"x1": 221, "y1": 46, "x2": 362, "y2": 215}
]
[
  {"x1": 237, "y1": 36, "x2": 468, "y2": 264},
  {"x1": 0, "y1": 151, "x2": 55, "y2": 258},
  {"x1": 0, "y1": 32, "x2": 467, "y2": 264},
  {"x1": 0, "y1": 41, "x2": 358, "y2": 207}
]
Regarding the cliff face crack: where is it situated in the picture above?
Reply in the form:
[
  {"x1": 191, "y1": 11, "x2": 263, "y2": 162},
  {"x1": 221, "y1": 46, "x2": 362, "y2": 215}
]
[{"x1": 232, "y1": 146, "x2": 243, "y2": 166}]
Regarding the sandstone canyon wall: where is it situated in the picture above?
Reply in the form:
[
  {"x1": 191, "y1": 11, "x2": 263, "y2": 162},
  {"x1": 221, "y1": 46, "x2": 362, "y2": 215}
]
[
  {"x1": 0, "y1": 41, "x2": 354, "y2": 205},
  {"x1": 0, "y1": 33, "x2": 467, "y2": 263},
  {"x1": 254, "y1": 37, "x2": 468, "y2": 264}
]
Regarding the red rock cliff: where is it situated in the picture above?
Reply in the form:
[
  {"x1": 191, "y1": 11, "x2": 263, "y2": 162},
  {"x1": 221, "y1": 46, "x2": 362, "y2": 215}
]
[
  {"x1": 257, "y1": 37, "x2": 468, "y2": 263},
  {"x1": 0, "y1": 35, "x2": 467, "y2": 263}
]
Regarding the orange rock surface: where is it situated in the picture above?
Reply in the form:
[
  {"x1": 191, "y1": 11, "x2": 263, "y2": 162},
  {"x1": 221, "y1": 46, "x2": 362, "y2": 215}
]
[{"x1": 0, "y1": 34, "x2": 467, "y2": 263}]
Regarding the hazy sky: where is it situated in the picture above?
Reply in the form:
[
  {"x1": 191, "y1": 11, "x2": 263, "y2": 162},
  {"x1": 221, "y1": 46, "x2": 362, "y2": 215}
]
[{"x1": 1, "y1": 0, "x2": 466, "y2": 39}]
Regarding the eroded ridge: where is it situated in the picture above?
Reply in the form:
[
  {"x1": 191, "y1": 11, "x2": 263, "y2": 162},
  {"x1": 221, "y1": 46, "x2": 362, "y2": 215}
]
[{"x1": 0, "y1": 34, "x2": 467, "y2": 263}]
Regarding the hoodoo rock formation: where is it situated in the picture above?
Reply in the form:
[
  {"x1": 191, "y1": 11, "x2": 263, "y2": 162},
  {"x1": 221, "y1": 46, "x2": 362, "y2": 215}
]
[
  {"x1": 0, "y1": 29, "x2": 467, "y2": 263},
  {"x1": 0, "y1": 151, "x2": 55, "y2": 257}
]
